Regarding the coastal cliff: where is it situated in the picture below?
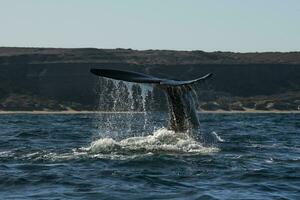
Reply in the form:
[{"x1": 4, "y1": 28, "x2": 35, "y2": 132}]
[{"x1": 0, "y1": 47, "x2": 299, "y2": 111}]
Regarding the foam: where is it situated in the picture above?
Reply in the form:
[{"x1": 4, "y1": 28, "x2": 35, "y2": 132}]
[
  {"x1": 5, "y1": 129, "x2": 220, "y2": 162},
  {"x1": 86, "y1": 128, "x2": 219, "y2": 154}
]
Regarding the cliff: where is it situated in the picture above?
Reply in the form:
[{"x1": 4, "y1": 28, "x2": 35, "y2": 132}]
[{"x1": 0, "y1": 47, "x2": 299, "y2": 111}]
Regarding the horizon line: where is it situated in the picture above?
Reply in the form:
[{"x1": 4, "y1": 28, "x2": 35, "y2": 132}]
[{"x1": 1, "y1": 46, "x2": 300, "y2": 54}]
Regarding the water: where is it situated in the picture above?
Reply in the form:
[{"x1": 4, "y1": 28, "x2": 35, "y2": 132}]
[{"x1": 0, "y1": 113, "x2": 299, "y2": 199}]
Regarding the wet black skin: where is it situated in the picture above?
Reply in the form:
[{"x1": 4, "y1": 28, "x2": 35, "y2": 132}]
[{"x1": 162, "y1": 86, "x2": 200, "y2": 132}]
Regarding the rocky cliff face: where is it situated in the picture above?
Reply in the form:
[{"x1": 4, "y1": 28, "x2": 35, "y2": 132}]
[{"x1": 0, "y1": 47, "x2": 299, "y2": 111}]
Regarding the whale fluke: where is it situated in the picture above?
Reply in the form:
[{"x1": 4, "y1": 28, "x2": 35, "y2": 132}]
[
  {"x1": 90, "y1": 68, "x2": 212, "y2": 133},
  {"x1": 90, "y1": 68, "x2": 212, "y2": 87}
]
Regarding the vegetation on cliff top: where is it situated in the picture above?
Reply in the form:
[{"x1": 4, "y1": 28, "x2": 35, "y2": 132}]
[{"x1": 1, "y1": 47, "x2": 300, "y2": 65}]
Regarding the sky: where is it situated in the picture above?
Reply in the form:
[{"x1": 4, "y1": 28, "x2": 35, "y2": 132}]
[{"x1": 0, "y1": 0, "x2": 300, "y2": 52}]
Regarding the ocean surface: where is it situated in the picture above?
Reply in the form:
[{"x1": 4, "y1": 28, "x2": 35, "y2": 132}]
[{"x1": 0, "y1": 113, "x2": 299, "y2": 199}]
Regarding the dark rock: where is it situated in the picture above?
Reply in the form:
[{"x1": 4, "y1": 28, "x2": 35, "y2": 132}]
[
  {"x1": 230, "y1": 102, "x2": 245, "y2": 111},
  {"x1": 243, "y1": 101, "x2": 256, "y2": 109},
  {"x1": 272, "y1": 102, "x2": 297, "y2": 110},
  {"x1": 200, "y1": 102, "x2": 221, "y2": 111},
  {"x1": 255, "y1": 102, "x2": 269, "y2": 110}
]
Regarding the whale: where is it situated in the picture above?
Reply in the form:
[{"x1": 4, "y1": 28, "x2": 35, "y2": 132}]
[{"x1": 90, "y1": 68, "x2": 212, "y2": 133}]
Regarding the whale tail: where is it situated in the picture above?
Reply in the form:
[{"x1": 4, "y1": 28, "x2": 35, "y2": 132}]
[
  {"x1": 90, "y1": 68, "x2": 213, "y2": 132},
  {"x1": 90, "y1": 68, "x2": 212, "y2": 87}
]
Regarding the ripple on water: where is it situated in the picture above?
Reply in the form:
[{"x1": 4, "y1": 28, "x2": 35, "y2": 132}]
[{"x1": 0, "y1": 113, "x2": 299, "y2": 200}]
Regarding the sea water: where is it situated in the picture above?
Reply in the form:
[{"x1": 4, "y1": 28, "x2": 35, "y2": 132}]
[{"x1": 0, "y1": 113, "x2": 299, "y2": 199}]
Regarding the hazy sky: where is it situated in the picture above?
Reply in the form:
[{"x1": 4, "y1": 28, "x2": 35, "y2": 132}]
[{"x1": 1, "y1": 0, "x2": 299, "y2": 52}]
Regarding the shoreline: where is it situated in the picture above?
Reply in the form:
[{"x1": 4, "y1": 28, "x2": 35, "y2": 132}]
[{"x1": 0, "y1": 110, "x2": 299, "y2": 114}]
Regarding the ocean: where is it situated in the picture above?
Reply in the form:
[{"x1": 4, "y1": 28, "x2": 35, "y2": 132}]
[{"x1": 0, "y1": 113, "x2": 299, "y2": 199}]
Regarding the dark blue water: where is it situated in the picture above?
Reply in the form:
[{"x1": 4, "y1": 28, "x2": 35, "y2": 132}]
[{"x1": 0, "y1": 113, "x2": 299, "y2": 199}]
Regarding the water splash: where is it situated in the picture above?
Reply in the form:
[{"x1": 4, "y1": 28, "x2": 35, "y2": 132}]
[
  {"x1": 95, "y1": 78, "x2": 155, "y2": 139},
  {"x1": 93, "y1": 76, "x2": 219, "y2": 155},
  {"x1": 86, "y1": 128, "x2": 219, "y2": 154},
  {"x1": 140, "y1": 84, "x2": 154, "y2": 134}
]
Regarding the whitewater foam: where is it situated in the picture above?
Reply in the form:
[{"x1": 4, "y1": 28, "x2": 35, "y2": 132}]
[{"x1": 86, "y1": 128, "x2": 219, "y2": 154}]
